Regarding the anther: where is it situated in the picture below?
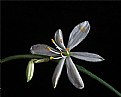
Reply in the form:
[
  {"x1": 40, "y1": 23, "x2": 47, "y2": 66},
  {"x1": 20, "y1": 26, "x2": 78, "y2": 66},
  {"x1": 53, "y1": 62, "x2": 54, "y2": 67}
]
[
  {"x1": 66, "y1": 48, "x2": 69, "y2": 51},
  {"x1": 60, "y1": 52, "x2": 63, "y2": 56},
  {"x1": 51, "y1": 39, "x2": 63, "y2": 51},
  {"x1": 50, "y1": 56, "x2": 54, "y2": 60},
  {"x1": 51, "y1": 39, "x2": 55, "y2": 43},
  {"x1": 66, "y1": 48, "x2": 69, "y2": 55},
  {"x1": 47, "y1": 47, "x2": 51, "y2": 51}
]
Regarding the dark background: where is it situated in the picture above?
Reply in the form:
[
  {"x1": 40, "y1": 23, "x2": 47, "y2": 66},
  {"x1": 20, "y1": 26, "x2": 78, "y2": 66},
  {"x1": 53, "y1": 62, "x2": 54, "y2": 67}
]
[{"x1": 1, "y1": 2, "x2": 121, "y2": 97}]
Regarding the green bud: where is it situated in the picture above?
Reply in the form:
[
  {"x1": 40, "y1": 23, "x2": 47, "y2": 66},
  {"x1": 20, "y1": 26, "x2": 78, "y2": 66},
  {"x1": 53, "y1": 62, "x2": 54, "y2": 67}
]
[{"x1": 26, "y1": 59, "x2": 34, "y2": 82}]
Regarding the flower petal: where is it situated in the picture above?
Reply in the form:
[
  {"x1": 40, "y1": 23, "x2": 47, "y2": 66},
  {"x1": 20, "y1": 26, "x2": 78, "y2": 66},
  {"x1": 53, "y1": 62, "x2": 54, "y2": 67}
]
[
  {"x1": 66, "y1": 56, "x2": 84, "y2": 89},
  {"x1": 30, "y1": 44, "x2": 60, "y2": 56},
  {"x1": 54, "y1": 29, "x2": 66, "y2": 50},
  {"x1": 71, "y1": 52, "x2": 104, "y2": 62},
  {"x1": 52, "y1": 58, "x2": 65, "y2": 88},
  {"x1": 67, "y1": 21, "x2": 90, "y2": 50}
]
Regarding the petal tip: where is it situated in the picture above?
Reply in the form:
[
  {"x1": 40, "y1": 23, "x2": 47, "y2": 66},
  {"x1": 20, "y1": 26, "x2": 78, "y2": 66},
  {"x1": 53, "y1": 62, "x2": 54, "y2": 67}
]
[
  {"x1": 73, "y1": 82, "x2": 84, "y2": 89},
  {"x1": 30, "y1": 46, "x2": 33, "y2": 53},
  {"x1": 102, "y1": 58, "x2": 105, "y2": 61},
  {"x1": 54, "y1": 86, "x2": 56, "y2": 89},
  {"x1": 95, "y1": 57, "x2": 105, "y2": 62},
  {"x1": 83, "y1": 21, "x2": 89, "y2": 25},
  {"x1": 78, "y1": 85, "x2": 84, "y2": 89},
  {"x1": 52, "y1": 79, "x2": 57, "y2": 89},
  {"x1": 58, "y1": 29, "x2": 61, "y2": 31},
  {"x1": 99, "y1": 57, "x2": 105, "y2": 61},
  {"x1": 27, "y1": 79, "x2": 30, "y2": 82},
  {"x1": 75, "y1": 81, "x2": 84, "y2": 89},
  {"x1": 84, "y1": 21, "x2": 89, "y2": 23},
  {"x1": 57, "y1": 29, "x2": 62, "y2": 33},
  {"x1": 53, "y1": 84, "x2": 56, "y2": 89},
  {"x1": 30, "y1": 44, "x2": 38, "y2": 54}
]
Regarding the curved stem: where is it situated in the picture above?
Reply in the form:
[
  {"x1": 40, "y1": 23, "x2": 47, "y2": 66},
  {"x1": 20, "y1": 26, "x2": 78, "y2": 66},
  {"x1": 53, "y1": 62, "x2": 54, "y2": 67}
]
[
  {"x1": 1, "y1": 54, "x2": 121, "y2": 97},
  {"x1": 76, "y1": 65, "x2": 121, "y2": 97},
  {"x1": 0, "y1": 54, "x2": 47, "y2": 63}
]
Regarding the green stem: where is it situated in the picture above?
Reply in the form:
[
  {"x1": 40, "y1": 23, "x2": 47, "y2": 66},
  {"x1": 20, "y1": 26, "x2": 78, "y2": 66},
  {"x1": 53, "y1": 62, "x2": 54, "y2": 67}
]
[
  {"x1": 1, "y1": 54, "x2": 121, "y2": 97},
  {"x1": 76, "y1": 65, "x2": 121, "y2": 97},
  {"x1": 0, "y1": 54, "x2": 47, "y2": 63}
]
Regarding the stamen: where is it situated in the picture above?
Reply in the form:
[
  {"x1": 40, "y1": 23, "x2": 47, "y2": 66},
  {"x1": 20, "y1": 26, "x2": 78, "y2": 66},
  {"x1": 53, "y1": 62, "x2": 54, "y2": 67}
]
[
  {"x1": 60, "y1": 52, "x2": 63, "y2": 56},
  {"x1": 50, "y1": 56, "x2": 54, "y2": 60},
  {"x1": 50, "y1": 56, "x2": 63, "y2": 60},
  {"x1": 66, "y1": 48, "x2": 69, "y2": 51},
  {"x1": 47, "y1": 47, "x2": 51, "y2": 51},
  {"x1": 51, "y1": 39, "x2": 55, "y2": 44},
  {"x1": 51, "y1": 38, "x2": 66, "y2": 58},
  {"x1": 66, "y1": 48, "x2": 69, "y2": 55},
  {"x1": 53, "y1": 57, "x2": 63, "y2": 59},
  {"x1": 47, "y1": 47, "x2": 60, "y2": 54},
  {"x1": 60, "y1": 52, "x2": 67, "y2": 58},
  {"x1": 51, "y1": 39, "x2": 63, "y2": 51}
]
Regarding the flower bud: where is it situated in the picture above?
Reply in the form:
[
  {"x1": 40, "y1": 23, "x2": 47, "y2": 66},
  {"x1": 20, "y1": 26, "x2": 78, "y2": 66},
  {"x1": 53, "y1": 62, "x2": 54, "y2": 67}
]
[{"x1": 26, "y1": 59, "x2": 34, "y2": 82}]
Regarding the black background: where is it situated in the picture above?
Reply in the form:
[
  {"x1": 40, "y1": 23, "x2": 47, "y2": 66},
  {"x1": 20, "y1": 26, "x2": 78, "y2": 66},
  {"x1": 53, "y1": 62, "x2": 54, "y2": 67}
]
[{"x1": 1, "y1": 2, "x2": 121, "y2": 97}]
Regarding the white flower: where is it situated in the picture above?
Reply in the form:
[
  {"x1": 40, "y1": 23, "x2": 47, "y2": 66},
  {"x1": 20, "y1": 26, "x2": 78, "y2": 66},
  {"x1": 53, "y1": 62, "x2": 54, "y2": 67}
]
[{"x1": 30, "y1": 21, "x2": 104, "y2": 89}]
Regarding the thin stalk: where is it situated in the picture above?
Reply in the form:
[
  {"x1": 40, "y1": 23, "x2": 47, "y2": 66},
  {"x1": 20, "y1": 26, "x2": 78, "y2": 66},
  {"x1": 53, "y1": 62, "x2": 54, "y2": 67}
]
[
  {"x1": 0, "y1": 54, "x2": 47, "y2": 63},
  {"x1": 76, "y1": 65, "x2": 121, "y2": 97},
  {"x1": 1, "y1": 54, "x2": 121, "y2": 97}
]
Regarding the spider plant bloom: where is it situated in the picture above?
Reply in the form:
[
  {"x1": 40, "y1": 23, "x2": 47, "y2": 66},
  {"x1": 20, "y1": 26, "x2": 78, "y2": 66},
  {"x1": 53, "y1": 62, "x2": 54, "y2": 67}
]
[{"x1": 30, "y1": 21, "x2": 104, "y2": 89}]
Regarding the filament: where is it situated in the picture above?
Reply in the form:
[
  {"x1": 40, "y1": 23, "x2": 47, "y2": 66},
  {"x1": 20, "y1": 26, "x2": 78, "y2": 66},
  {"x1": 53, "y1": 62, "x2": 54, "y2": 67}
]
[{"x1": 47, "y1": 47, "x2": 60, "y2": 55}]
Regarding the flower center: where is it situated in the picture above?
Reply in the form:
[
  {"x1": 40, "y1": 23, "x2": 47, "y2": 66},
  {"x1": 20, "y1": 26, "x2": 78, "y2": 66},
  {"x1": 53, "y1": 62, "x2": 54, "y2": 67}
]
[
  {"x1": 62, "y1": 48, "x2": 70, "y2": 57},
  {"x1": 50, "y1": 39, "x2": 70, "y2": 59}
]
